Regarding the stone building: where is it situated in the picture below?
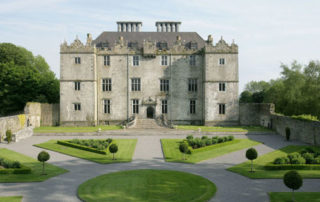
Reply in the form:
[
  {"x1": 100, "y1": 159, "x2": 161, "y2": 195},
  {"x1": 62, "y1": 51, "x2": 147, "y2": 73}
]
[{"x1": 60, "y1": 21, "x2": 239, "y2": 126}]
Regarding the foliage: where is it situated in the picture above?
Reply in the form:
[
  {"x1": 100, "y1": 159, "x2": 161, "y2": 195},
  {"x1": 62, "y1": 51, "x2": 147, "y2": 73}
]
[
  {"x1": 17, "y1": 114, "x2": 25, "y2": 127},
  {"x1": 68, "y1": 139, "x2": 111, "y2": 151},
  {"x1": 291, "y1": 114, "x2": 319, "y2": 122},
  {"x1": 179, "y1": 143, "x2": 189, "y2": 160},
  {"x1": 0, "y1": 157, "x2": 21, "y2": 168},
  {"x1": 109, "y1": 144, "x2": 118, "y2": 160},
  {"x1": 5, "y1": 130, "x2": 12, "y2": 143},
  {"x1": 0, "y1": 157, "x2": 31, "y2": 174},
  {"x1": 272, "y1": 148, "x2": 320, "y2": 166},
  {"x1": 246, "y1": 148, "x2": 258, "y2": 172},
  {"x1": 283, "y1": 170, "x2": 303, "y2": 201},
  {"x1": 240, "y1": 61, "x2": 320, "y2": 120},
  {"x1": 186, "y1": 135, "x2": 234, "y2": 149},
  {"x1": 0, "y1": 43, "x2": 59, "y2": 116},
  {"x1": 38, "y1": 151, "x2": 50, "y2": 175},
  {"x1": 285, "y1": 127, "x2": 291, "y2": 141},
  {"x1": 57, "y1": 140, "x2": 107, "y2": 155}
]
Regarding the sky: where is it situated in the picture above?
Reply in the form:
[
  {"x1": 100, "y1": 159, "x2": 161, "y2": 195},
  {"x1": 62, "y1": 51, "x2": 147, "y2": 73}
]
[{"x1": 1, "y1": 0, "x2": 319, "y2": 92}]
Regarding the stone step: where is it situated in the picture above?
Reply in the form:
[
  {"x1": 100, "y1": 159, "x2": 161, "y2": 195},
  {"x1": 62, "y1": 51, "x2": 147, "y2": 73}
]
[{"x1": 132, "y1": 119, "x2": 163, "y2": 129}]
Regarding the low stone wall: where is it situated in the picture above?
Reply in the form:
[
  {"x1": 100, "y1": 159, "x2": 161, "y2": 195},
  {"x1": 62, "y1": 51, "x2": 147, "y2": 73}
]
[
  {"x1": 41, "y1": 103, "x2": 59, "y2": 126},
  {"x1": 0, "y1": 115, "x2": 23, "y2": 142},
  {"x1": 239, "y1": 103, "x2": 320, "y2": 145}
]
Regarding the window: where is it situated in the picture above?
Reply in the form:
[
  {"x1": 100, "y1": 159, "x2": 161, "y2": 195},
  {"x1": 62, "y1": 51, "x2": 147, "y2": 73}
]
[
  {"x1": 190, "y1": 55, "x2": 196, "y2": 66},
  {"x1": 157, "y1": 42, "x2": 168, "y2": 50},
  {"x1": 131, "y1": 78, "x2": 141, "y2": 91},
  {"x1": 219, "y1": 58, "x2": 225, "y2": 65},
  {"x1": 74, "y1": 81, "x2": 80, "y2": 91},
  {"x1": 104, "y1": 55, "x2": 110, "y2": 66},
  {"x1": 187, "y1": 42, "x2": 198, "y2": 49},
  {"x1": 75, "y1": 57, "x2": 81, "y2": 64},
  {"x1": 161, "y1": 55, "x2": 168, "y2": 66},
  {"x1": 188, "y1": 78, "x2": 198, "y2": 92},
  {"x1": 102, "y1": 78, "x2": 112, "y2": 91},
  {"x1": 160, "y1": 79, "x2": 169, "y2": 92},
  {"x1": 132, "y1": 99, "x2": 139, "y2": 114},
  {"x1": 133, "y1": 55, "x2": 139, "y2": 66},
  {"x1": 190, "y1": 100, "x2": 196, "y2": 114},
  {"x1": 103, "y1": 99, "x2": 110, "y2": 114},
  {"x1": 128, "y1": 42, "x2": 138, "y2": 48},
  {"x1": 219, "y1": 82, "x2": 226, "y2": 91},
  {"x1": 219, "y1": 104, "x2": 226, "y2": 114},
  {"x1": 162, "y1": 100, "x2": 168, "y2": 114},
  {"x1": 74, "y1": 103, "x2": 81, "y2": 111}
]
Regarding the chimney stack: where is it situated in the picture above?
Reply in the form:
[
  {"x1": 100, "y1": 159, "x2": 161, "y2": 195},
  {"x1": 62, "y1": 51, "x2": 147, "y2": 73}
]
[
  {"x1": 155, "y1": 21, "x2": 181, "y2": 32},
  {"x1": 117, "y1": 21, "x2": 142, "y2": 32}
]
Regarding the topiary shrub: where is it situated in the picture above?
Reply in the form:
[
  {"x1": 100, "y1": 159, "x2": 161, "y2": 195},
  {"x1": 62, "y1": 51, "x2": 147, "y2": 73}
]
[
  {"x1": 200, "y1": 140, "x2": 206, "y2": 148},
  {"x1": 38, "y1": 151, "x2": 50, "y2": 175},
  {"x1": 223, "y1": 136, "x2": 228, "y2": 142},
  {"x1": 205, "y1": 139, "x2": 212, "y2": 146},
  {"x1": 217, "y1": 137, "x2": 224, "y2": 143},
  {"x1": 228, "y1": 136, "x2": 234, "y2": 141},
  {"x1": 109, "y1": 144, "x2": 118, "y2": 160},
  {"x1": 179, "y1": 143, "x2": 189, "y2": 160},
  {"x1": 274, "y1": 157, "x2": 290, "y2": 165},
  {"x1": 6, "y1": 130, "x2": 12, "y2": 143},
  {"x1": 246, "y1": 148, "x2": 258, "y2": 172},
  {"x1": 288, "y1": 152, "x2": 301, "y2": 163},
  {"x1": 211, "y1": 139, "x2": 217, "y2": 145},
  {"x1": 285, "y1": 127, "x2": 291, "y2": 141},
  {"x1": 201, "y1": 136, "x2": 208, "y2": 140},
  {"x1": 302, "y1": 153, "x2": 314, "y2": 164},
  {"x1": 283, "y1": 170, "x2": 303, "y2": 202},
  {"x1": 291, "y1": 157, "x2": 306, "y2": 165},
  {"x1": 186, "y1": 135, "x2": 193, "y2": 140}
]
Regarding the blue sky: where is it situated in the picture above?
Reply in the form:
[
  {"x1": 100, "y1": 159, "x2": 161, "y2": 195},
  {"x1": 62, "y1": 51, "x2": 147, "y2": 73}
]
[{"x1": 1, "y1": 0, "x2": 319, "y2": 91}]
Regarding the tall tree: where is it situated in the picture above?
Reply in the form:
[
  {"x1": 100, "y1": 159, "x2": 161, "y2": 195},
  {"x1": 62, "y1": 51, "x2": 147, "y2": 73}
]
[{"x1": 0, "y1": 43, "x2": 59, "y2": 116}]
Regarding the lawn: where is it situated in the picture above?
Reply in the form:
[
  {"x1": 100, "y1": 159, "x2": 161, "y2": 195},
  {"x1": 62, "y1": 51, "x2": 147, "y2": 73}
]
[
  {"x1": 33, "y1": 125, "x2": 122, "y2": 133},
  {"x1": 269, "y1": 192, "x2": 320, "y2": 202},
  {"x1": 34, "y1": 139, "x2": 137, "y2": 164},
  {"x1": 0, "y1": 148, "x2": 67, "y2": 183},
  {"x1": 228, "y1": 145, "x2": 320, "y2": 179},
  {"x1": 78, "y1": 169, "x2": 216, "y2": 202},
  {"x1": 0, "y1": 196, "x2": 22, "y2": 202},
  {"x1": 161, "y1": 138, "x2": 261, "y2": 163},
  {"x1": 176, "y1": 125, "x2": 272, "y2": 132}
]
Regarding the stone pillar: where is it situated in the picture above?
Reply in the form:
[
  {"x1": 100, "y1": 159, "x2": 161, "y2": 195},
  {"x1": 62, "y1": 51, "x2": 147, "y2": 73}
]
[
  {"x1": 176, "y1": 24, "x2": 180, "y2": 32},
  {"x1": 118, "y1": 24, "x2": 121, "y2": 32},
  {"x1": 157, "y1": 23, "x2": 161, "y2": 32},
  {"x1": 137, "y1": 24, "x2": 141, "y2": 32},
  {"x1": 166, "y1": 23, "x2": 170, "y2": 32},
  {"x1": 123, "y1": 23, "x2": 127, "y2": 32},
  {"x1": 128, "y1": 23, "x2": 131, "y2": 32},
  {"x1": 132, "y1": 24, "x2": 136, "y2": 32},
  {"x1": 172, "y1": 24, "x2": 176, "y2": 32},
  {"x1": 161, "y1": 24, "x2": 164, "y2": 32}
]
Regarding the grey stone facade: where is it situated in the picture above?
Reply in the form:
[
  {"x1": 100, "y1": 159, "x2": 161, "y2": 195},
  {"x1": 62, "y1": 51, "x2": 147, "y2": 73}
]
[{"x1": 60, "y1": 21, "x2": 239, "y2": 126}]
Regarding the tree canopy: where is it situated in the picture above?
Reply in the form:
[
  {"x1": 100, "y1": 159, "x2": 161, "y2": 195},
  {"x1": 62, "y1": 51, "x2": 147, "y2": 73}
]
[
  {"x1": 240, "y1": 61, "x2": 320, "y2": 119},
  {"x1": 0, "y1": 43, "x2": 59, "y2": 116}
]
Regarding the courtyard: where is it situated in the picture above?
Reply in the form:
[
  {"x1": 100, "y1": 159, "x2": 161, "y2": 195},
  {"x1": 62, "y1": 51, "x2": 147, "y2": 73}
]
[{"x1": 0, "y1": 129, "x2": 319, "y2": 202}]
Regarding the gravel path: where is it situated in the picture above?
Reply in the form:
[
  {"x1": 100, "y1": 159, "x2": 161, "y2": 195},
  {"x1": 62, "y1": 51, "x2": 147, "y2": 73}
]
[{"x1": 0, "y1": 131, "x2": 319, "y2": 202}]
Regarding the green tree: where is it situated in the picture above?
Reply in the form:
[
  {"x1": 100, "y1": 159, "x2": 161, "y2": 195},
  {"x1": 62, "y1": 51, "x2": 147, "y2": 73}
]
[
  {"x1": 283, "y1": 170, "x2": 303, "y2": 202},
  {"x1": 109, "y1": 144, "x2": 118, "y2": 160},
  {"x1": 0, "y1": 43, "x2": 59, "y2": 116},
  {"x1": 37, "y1": 151, "x2": 50, "y2": 175},
  {"x1": 179, "y1": 143, "x2": 189, "y2": 160},
  {"x1": 239, "y1": 91, "x2": 253, "y2": 103},
  {"x1": 246, "y1": 148, "x2": 258, "y2": 172},
  {"x1": 245, "y1": 81, "x2": 270, "y2": 93}
]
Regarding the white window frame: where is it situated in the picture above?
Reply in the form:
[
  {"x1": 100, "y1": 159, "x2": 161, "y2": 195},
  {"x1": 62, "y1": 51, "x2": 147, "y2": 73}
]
[
  {"x1": 103, "y1": 99, "x2": 111, "y2": 114},
  {"x1": 190, "y1": 55, "x2": 196, "y2": 66},
  {"x1": 131, "y1": 78, "x2": 141, "y2": 91},
  {"x1": 102, "y1": 78, "x2": 112, "y2": 92},
  {"x1": 188, "y1": 78, "x2": 198, "y2": 92},
  {"x1": 104, "y1": 55, "x2": 110, "y2": 66},
  {"x1": 162, "y1": 100, "x2": 168, "y2": 114},
  {"x1": 74, "y1": 81, "x2": 80, "y2": 91},
  {"x1": 160, "y1": 79, "x2": 169, "y2": 92},
  {"x1": 132, "y1": 99, "x2": 139, "y2": 114},
  {"x1": 161, "y1": 55, "x2": 168, "y2": 66},
  {"x1": 190, "y1": 100, "x2": 196, "y2": 114},
  {"x1": 133, "y1": 55, "x2": 140, "y2": 66}
]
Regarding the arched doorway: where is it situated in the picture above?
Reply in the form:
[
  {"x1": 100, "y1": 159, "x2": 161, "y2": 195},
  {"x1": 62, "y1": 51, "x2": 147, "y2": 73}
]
[{"x1": 147, "y1": 107, "x2": 154, "y2": 119}]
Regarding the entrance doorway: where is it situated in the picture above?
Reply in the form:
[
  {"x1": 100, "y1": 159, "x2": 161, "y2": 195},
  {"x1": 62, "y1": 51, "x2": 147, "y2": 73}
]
[{"x1": 147, "y1": 107, "x2": 154, "y2": 119}]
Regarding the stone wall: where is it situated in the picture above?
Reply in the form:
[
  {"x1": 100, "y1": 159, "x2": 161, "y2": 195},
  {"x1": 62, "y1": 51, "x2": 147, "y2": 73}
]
[
  {"x1": 41, "y1": 103, "x2": 60, "y2": 126},
  {"x1": 239, "y1": 103, "x2": 320, "y2": 145},
  {"x1": 0, "y1": 115, "x2": 23, "y2": 142}
]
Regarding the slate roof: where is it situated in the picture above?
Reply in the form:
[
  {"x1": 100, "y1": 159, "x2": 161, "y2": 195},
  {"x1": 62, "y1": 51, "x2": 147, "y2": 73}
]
[{"x1": 93, "y1": 32, "x2": 206, "y2": 49}]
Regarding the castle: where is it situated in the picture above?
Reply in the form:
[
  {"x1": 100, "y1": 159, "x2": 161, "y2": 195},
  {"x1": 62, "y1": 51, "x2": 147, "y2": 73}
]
[{"x1": 60, "y1": 21, "x2": 239, "y2": 126}]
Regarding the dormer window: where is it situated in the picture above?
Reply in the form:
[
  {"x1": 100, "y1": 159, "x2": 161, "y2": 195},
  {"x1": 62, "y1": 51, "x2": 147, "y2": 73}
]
[
  {"x1": 97, "y1": 42, "x2": 109, "y2": 50},
  {"x1": 189, "y1": 42, "x2": 198, "y2": 49},
  {"x1": 157, "y1": 42, "x2": 168, "y2": 50},
  {"x1": 128, "y1": 42, "x2": 138, "y2": 48}
]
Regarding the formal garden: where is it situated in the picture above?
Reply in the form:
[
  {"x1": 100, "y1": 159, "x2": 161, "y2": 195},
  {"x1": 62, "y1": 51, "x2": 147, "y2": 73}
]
[
  {"x1": 161, "y1": 135, "x2": 260, "y2": 163},
  {"x1": 34, "y1": 138, "x2": 137, "y2": 163}
]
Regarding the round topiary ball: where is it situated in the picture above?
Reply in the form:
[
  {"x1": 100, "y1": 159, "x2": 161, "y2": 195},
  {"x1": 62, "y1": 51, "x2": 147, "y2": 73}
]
[
  {"x1": 246, "y1": 148, "x2": 258, "y2": 160},
  {"x1": 109, "y1": 144, "x2": 118, "y2": 154},
  {"x1": 38, "y1": 151, "x2": 50, "y2": 162},
  {"x1": 283, "y1": 170, "x2": 303, "y2": 191}
]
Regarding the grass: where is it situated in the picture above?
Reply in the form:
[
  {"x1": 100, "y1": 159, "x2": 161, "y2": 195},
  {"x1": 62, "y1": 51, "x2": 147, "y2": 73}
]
[
  {"x1": 0, "y1": 196, "x2": 22, "y2": 202},
  {"x1": 269, "y1": 192, "x2": 320, "y2": 202},
  {"x1": 0, "y1": 148, "x2": 67, "y2": 183},
  {"x1": 175, "y1": 125, "x2": 272, "y2": 132},
  {"x1": 161, "y1": 138, "x2": 261, "y2": 163},
  {"x1": 78, "y1": 169, "x2": 216, "y2": 202},
  {"x1": 228, "y1": 145, "x2": 320, "y2": 179},
  {"x1": 34, "y1": 139, "x2": 137, "y2": 164},
  {"x1": 33, "y1": 125, "x2": 122, "y2": 133}
]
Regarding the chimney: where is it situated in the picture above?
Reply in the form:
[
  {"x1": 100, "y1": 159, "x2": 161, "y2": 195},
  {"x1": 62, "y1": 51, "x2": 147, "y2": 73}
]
[
  {"x1": 156, "y1": 21, "x2": 181, "y2": 32},
  {"x1": 117, "y1": 21, "x2": 142, "y2": 32}
]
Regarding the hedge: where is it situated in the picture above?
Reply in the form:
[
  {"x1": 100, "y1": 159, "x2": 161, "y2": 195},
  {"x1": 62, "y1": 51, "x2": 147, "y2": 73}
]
[
  {"x1": 264, "y1": 163, "x2": 320, "y2": 170},
  {"x1": 0, "y1": 165, "x2": 31, "y2": 174},
  {"x1": 190, "y1": 139, "x2": 239, "y2": 154},
  {"x1": 57, "y1": 140, "x2": 107, "y2": 155}
]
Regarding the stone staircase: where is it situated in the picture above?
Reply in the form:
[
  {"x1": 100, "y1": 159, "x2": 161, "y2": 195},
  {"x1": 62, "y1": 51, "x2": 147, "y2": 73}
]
[{"x1": 132, "y1": 118, "x2": 163, "y2": 129}]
